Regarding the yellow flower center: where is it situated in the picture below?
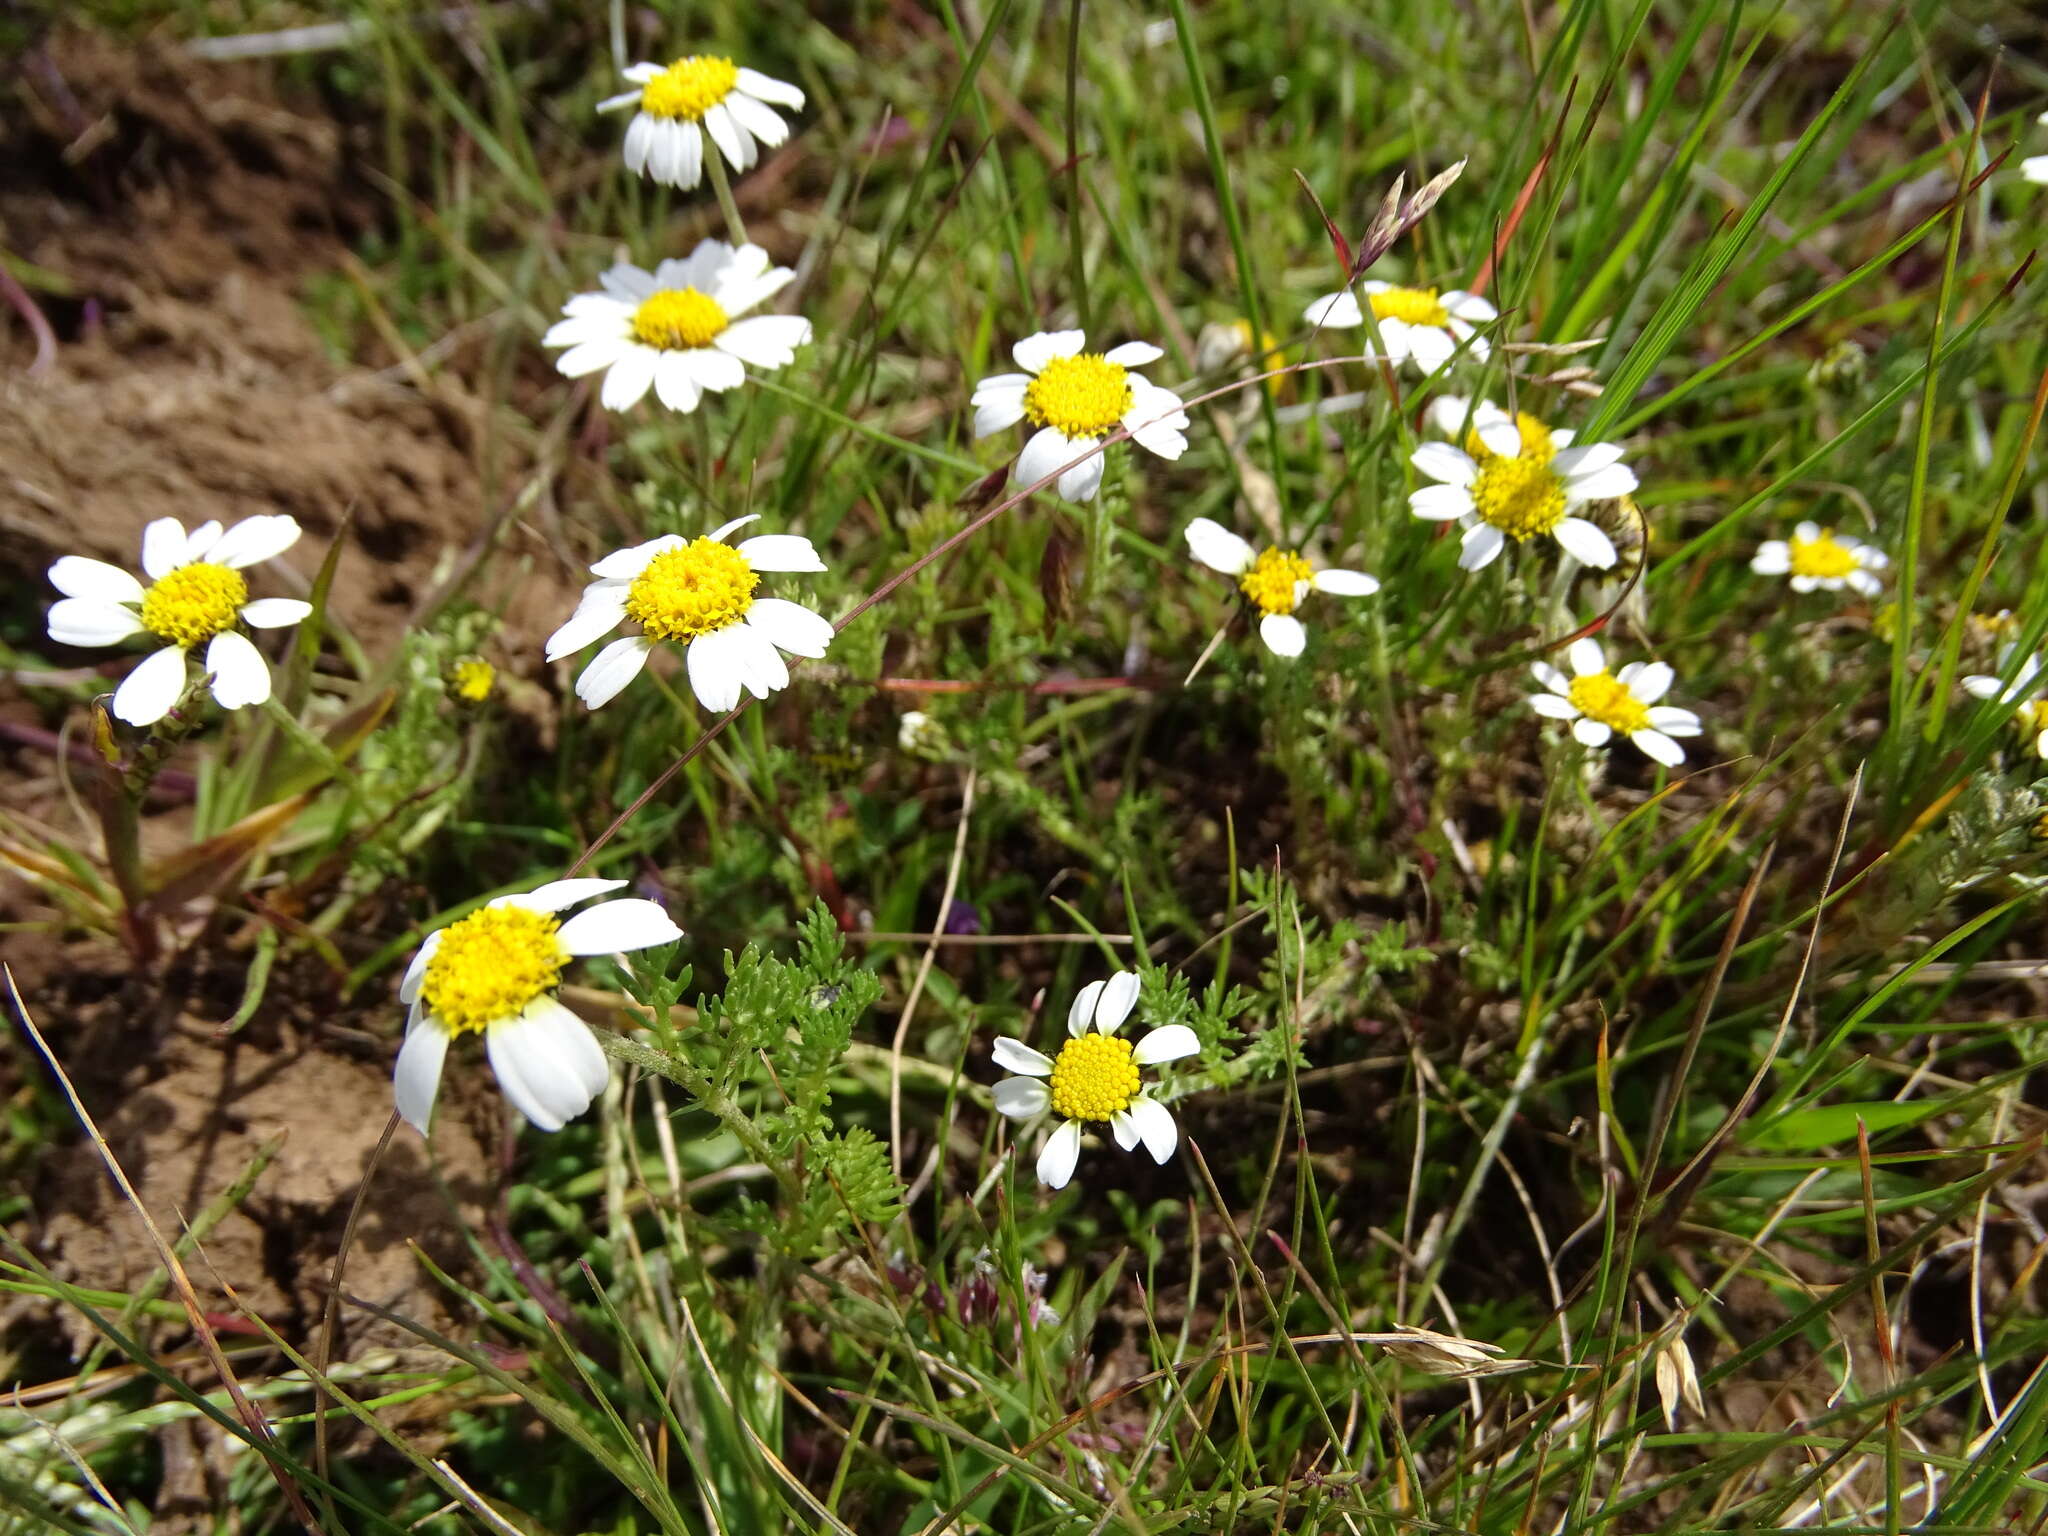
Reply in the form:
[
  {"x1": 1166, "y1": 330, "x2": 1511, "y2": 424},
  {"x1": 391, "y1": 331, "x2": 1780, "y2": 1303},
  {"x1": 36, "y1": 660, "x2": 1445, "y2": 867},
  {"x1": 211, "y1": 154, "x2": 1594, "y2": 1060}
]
[
  {"x1": 632, "y1": 288, "x2": 730, "y2": 350},
  {"x1": 1466, "y1": 411, "x2": 1555, "y2": 463},
  {"x1": 1468, "y1": 456, "x2": 1568, "y2": 541},
  {"x1": 420, "y1": 906, "x2": 567, "y2": 1036},
  {"x1": 639, "y1": 56, "x2": 739, "y2": 122},
  {"x1": 451, "y1": 659, "x2": 495, "y2": 702},
  {"x1": 625, "y1": 539, "x2": 759, "y2": 642},
  {"x1": 1238, "y1": 548, "x2": 1314, "y2": 617},
  {"x1": 1047, "y1": 1033, "x2": 1141, "y2": 1123},
  {"x1": 1568, "y1": 671, "x2": 1650, "y2": 736},
  {"x1": 2016, "y1": 700, "x2": 2048, "y2": 741},
  {"x1": 1788, "y1": 529, "x2": 1859, "y2": 580},
  {"x1": 1023, "y1": 354, "x2": 1133, "y2": 439},
  {"x1": 1371, "y1": 286, "x2": 1451, "y2": 328},
  {"x1": 138, "y1": 562, "x2": 248, "y2": 649}
]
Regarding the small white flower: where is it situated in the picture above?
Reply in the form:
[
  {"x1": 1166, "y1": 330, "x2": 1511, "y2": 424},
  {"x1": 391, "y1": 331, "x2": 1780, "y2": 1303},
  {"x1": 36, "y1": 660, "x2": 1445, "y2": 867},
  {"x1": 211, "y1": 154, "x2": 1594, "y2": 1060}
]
[
  {"x1": 597, "y1": 55, "x2": 803, "y2": 190},
  {"x1": 1302, "y1": 282, "x2": 1497, "y2": 373},
  {"x1": 1963, "y1": 647, "x2": 2048, "y2": 759},
  {"x1": 46, "y1": 516, "x2": 312, "y2": 728},
  {"x1": 394, "y1": 879, "x2": 683, "y2": 1134},
  {"x1": 1530, "y1": 637, "x2": 1703, "y2": 767},
  {"x1": 1183, "y1": 517, "x2": 1379, "y2": 658},
  {"x1": 1409, "y1": 417, "x2": 1636, "y2": 572},
  {"x1": 971, "y1": 330, "x2": 1189, "y2": 503},
  {"x1": 543, "y1": 241, "x2": 810, "y2": 413},
  {"x1": 545, "y1": 515, "x2": 832, "y2": 713},
  {"x1": 2025, "y1": 111, "x2": 2048, "y2": 186},
  {"x1": 990, "y1": 971, "x2": 1200, "y2": 1191},
  {"x1": 1750, "y1": 521, "x2": 1888, "y2": 596}
]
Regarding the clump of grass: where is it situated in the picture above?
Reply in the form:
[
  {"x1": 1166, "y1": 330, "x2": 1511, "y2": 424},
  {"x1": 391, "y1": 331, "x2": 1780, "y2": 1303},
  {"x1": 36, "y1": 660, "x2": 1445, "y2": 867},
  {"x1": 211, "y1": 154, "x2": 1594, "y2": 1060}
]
[{"x1": 7, "y1": 0, "x2": 2048, "y2": 1532}]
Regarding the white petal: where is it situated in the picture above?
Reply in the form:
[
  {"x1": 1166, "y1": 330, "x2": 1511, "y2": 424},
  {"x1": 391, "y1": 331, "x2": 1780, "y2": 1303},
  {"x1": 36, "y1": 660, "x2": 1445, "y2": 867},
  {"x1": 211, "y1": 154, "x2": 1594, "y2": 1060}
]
[
  {"x1": 555, "y1": 337, "x2": 630, "y2": 379},
  {"x1": 706, "y1": 514, "x2": 761, "y2": 544},
  {"x1": 49, "y1": 557, "x2": 144, "y2": 604},
  {"x1": 652, "y1": 352, "x2": 705, "y2": 413},
  {"x1": 726, "y1": 623, "x2": 790, "y2": 699},
  {"x1": 1457, "y1": 524, "x2": 1506, "y2": 570},
  {"x1": 1427, "y1": 395, "x2": 1476, "y2": 437},
  {"x1": 399, "y1": 931, "x2": 443, "y2": 1004},
  {"x1": 599, "y1": 348, "x2": 659, "y2": 411},
  {"x1": 1259, "y1": 613, "x2": 1307, "y2": 657},
  {"x1": 487, "y1": 998, "x2": 608, "y2": 1132},
  {"x1": 1794, "y1": 520, "x2": 1822, "y2": 542},
  {"x1": 1056, "y1": 452, "x2": 1107, "y2": 504},
  {"x1": 1567, "y1": 638, "x2": 1607, "y2": 676},
  {"x1": 1110, "y1": 1110, "x2": 1140, "y2": 1151},
  {"x1": 1016, "y1": 426, "x2": 1074, "y2": 491},
  {"x1": 1848, "y1": 570, "x2": 1882, "y2": 596},
  {"x1": 210, "y1": 515, "x2": 303, "y2": 570},
  {"x1": 1553, "y1": 518, "x2": 1618, "y2": 569},
  {"x1": 558, "y1": 897, "x2": 684, "y2": 955},
  {"x1": 1311, "y1": 568, "x2": 1379, "y2": 597},
  {"x1": 1565, "y1": 464, "x2": 1639, "y2": 502},
  {"x1": 1405, "y1": 325, "x2": 1455, "y2": 374},
  {"x1": 1551, "y1": 442, "x2": 1624, "y2": 477},
  {"x1": 1530, "y1": 692, "x2": 1579, "y2": 718},
  {"x1": 734, "y1": 68, "x2": 805, "y2": 108},
  {"x1": 204, "y1": 631, "x2": 271, "y2": 710},
  {"x1": 974, "y1": 390, "x2": 1029, "y2": 437},
  {"x1": 576, "y1": 635, "x2": 654, "y2": 709},
  {"x1": 971, "y1": 372, "x2": 1032, "y2": 402},
  {"x1": 592, "y1": 536, "x2": 678, "y2": 577},
  {"x1": 685, "y1": 626, "x2": 748, "y2": 712},
  {"x1": 1093, "y1": 971, "x2": 1140, "y2": 1034},
  {"x1": 1475, "y1": 420, "x2": 1523, "y2": 459},
  {"x1": 1443, "y1": 291, "x2": 1498, "y2": 322},
  {"x1": 48, "y1": 598, "x2": 143, "y2": 647},
  {"x1": 393, "y1": 1019, "x2": 451, "y2": 1135},
  {"x1": 1410, "y1": 442, "x2": 1478, "y2": 487},
  {"x1": 679, "y1": 346, "x2": 748, "y2": 394},
  {"x1": 1127, "y1": 1096, "x2": 1179, "y2": 1163},
  {"x1": 140, "y1": 518, "x2": 188, "y2": 580},
  {"x1": 992, "y1": 1037, "x2": 1056, "y2": 1077},
  {"x1": 598, "y1": 262, "x2": 658, "y2": 301},
  {"x1": 1126, "y1": 414, "x2": 1188, "y2": 461},
  {"x1": 993, "y1": 1076, "x2": 1051, "y2": 1118},
  {"x1": 1628, "y1": 662, "x2": 1675, "y2": 704},
  {"x1": 1532, "y1": 661, "x2": 1569, "y2": 693},
  {"x1": 1751, "y1": 543, "x2": 1791, "y2": 575},
  {"x1": 502, "y1": 878, "x2": 629, "y2": 914},
  {"x1": 1184, "y1": 517, "x2": 1255, "y2": 575},
  {"x1": 1409, "y1": 483, "x2": 1473, "y2": 520},
  {"x1": 735, "y1": 534, "x2": 826, "y2": 573},
  {"x1": 1014, "y1": 330, "x2": 1085, "y2": 373},
  {"x1": 545, "y1": 589, "x2": 630, "y2": 660},
  {"x1": 112, "y1": 646, "x2": 190, "y2": 726},
  {"x1": 1131, "y1": 1023, "x2": 1199, "y2": 1065},
  {"x1": 723, "y1": 92, "x2": 790, "y2": 149},
  {"x1": 1961, "y1": 674, "x2": 2003, "y2": 700},
  {"x1": 1036, "y1": 1120, "x2": 1083, "y2": 1190},
  {"x1": 1646, "y1": 706, "x2": 1702, "y2": 736},
  {"x1": 669, "y1": 118, "x2": 704, "y2": 189},
  {"x1": 239, "y1": 598, "x2": 311, "y2": 630},
  {"x1": 179, "y1": 520, "x2": 225, "y2": 564},
  {"x1": 1103, "y1": 340, "x2": 1163, "y2": 366},
  {"x1": 714, "y1": 315, "x2": 811, "y2": 369},
  {"x1": 1573, "y1": 718, "x2": 1613, "y2": 747},
  {"x1": 709, "y1": 263, "x2": 795, "y2": 320},
  {"x1": 1631, "y1": 728, "x2": 1685, "y2": 766},
  {"x1": 701, "y1": 101, "x2": 748, "y2": 170},
  {"x1": 1302, "y1": 291, "x2": 1361, "y2": 327},
  {"x1": 745, "y1": 597, "x2": 834, "y2": 658},
  {"x1": 622, "y1": 111, "x2": 655, "y2": 176},
  {"x1": 1066, "y1": 980, "x2": 1106, "y2": 1038}
]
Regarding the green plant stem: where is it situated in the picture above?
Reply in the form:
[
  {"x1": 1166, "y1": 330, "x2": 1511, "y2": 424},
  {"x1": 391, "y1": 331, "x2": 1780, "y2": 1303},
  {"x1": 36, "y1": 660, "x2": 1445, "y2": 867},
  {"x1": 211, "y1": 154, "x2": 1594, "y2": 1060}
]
[{"x1": 705, "y1": 146, "x2": 748, "y2": 246}]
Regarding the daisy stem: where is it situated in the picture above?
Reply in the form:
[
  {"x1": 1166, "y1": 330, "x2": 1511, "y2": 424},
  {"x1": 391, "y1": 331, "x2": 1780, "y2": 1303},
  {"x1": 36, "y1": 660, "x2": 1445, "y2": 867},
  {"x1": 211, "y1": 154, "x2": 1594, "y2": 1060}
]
[
  {"x1": 704, "y1": 149, "x2": 749, "y2": 247},
  {"x1": 1062, "y1": 0, "x2": 1089, "y2": 334}
]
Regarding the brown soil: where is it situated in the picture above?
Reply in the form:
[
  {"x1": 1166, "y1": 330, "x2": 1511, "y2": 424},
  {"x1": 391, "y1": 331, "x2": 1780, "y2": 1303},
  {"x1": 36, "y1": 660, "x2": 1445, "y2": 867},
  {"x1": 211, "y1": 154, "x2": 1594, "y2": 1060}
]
[{"x1": 1, "y1": 31, "x2": 553, "y2": 1381}]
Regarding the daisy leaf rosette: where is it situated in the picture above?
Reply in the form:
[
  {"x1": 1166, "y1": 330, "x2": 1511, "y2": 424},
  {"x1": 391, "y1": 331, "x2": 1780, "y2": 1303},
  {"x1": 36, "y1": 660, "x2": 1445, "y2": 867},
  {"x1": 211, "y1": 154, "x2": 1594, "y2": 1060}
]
[
  {"x1": 990, "y1": 970, "x2": 1201, "y2": 1190},
  {"x1": 544, "y1": 241, "x2": 811, "y2": 413},
  {"x1": 1409, "y1": 418, "x2": 1636, "y2": 572},
  {"x1": 972, "y1": 329, "x2": 1189, "y2": 503},
  {"x1": 47, "y1": 514, "x2": 313, "y2": 727},
  {"x1": 1302, "y1": 281, "x2": 1497, "y2": 373},
  {"x1": 1963, "y1": 647, "x2": 2048, "y2": 759},
  {"x1": 545, "y1": 514, "x2": 833, "y2": 713},
  {"x1": 598, "y1": 55, "x2": 803, "y2": 190},
  {"x1": 395, "y1": 878, "x2": 683, "y2": 1134},
  {"x1": 1750, "y1": 520, "x2": 1888, "y2": 596},
  {"x1": 1184, "y1": 516, "x2": 1380, "y2": 658},
  {"x1": 1530, "y1": 638, "x2": 1703, "y2": 767}
]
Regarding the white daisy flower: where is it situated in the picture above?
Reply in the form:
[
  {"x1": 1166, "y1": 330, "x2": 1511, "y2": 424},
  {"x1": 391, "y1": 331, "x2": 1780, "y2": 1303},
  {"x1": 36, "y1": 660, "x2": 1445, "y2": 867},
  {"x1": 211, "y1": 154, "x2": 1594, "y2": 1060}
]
[
  {"x1": 394, "y1": 879, "x2": 683, "y2": 1134},
  {"x1": 971, "y1": 329, "x2": 1189, "y2": 503},
  {"x1": 1529, "y1": 638, "x2": 1703, "y2": 767},
  {"x1": 46, "y1": 516, "x2": 313, "y2": 728},
  {"x1": 544, "y1": 514, "x2": 832, "y2": 713},
  {"x1": 543, "y1": 241, "x2": 810, "y2": 413},
  {"x1": 1750, "y1": 521, "x2": 1888, "y2": 596},
  {"x1": 1183, "y1": 516, "x2": 1380, "y2": 658},
  {"x1": 597, "y1": 55, "x2": 803, "y2": 190},
  {"x1": 1963, "y1": 648, "x2": 2048, "y2": 759},
  {"x1": 990, "y1": 971, "x2": 1200, "y2": 1190},
  {"x1": 1302, "y1": 282, "x2": 1497, "y2": 373},
  {"x1": 1408, "y1": 417, "x2": 1636, "y2": 572}
]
